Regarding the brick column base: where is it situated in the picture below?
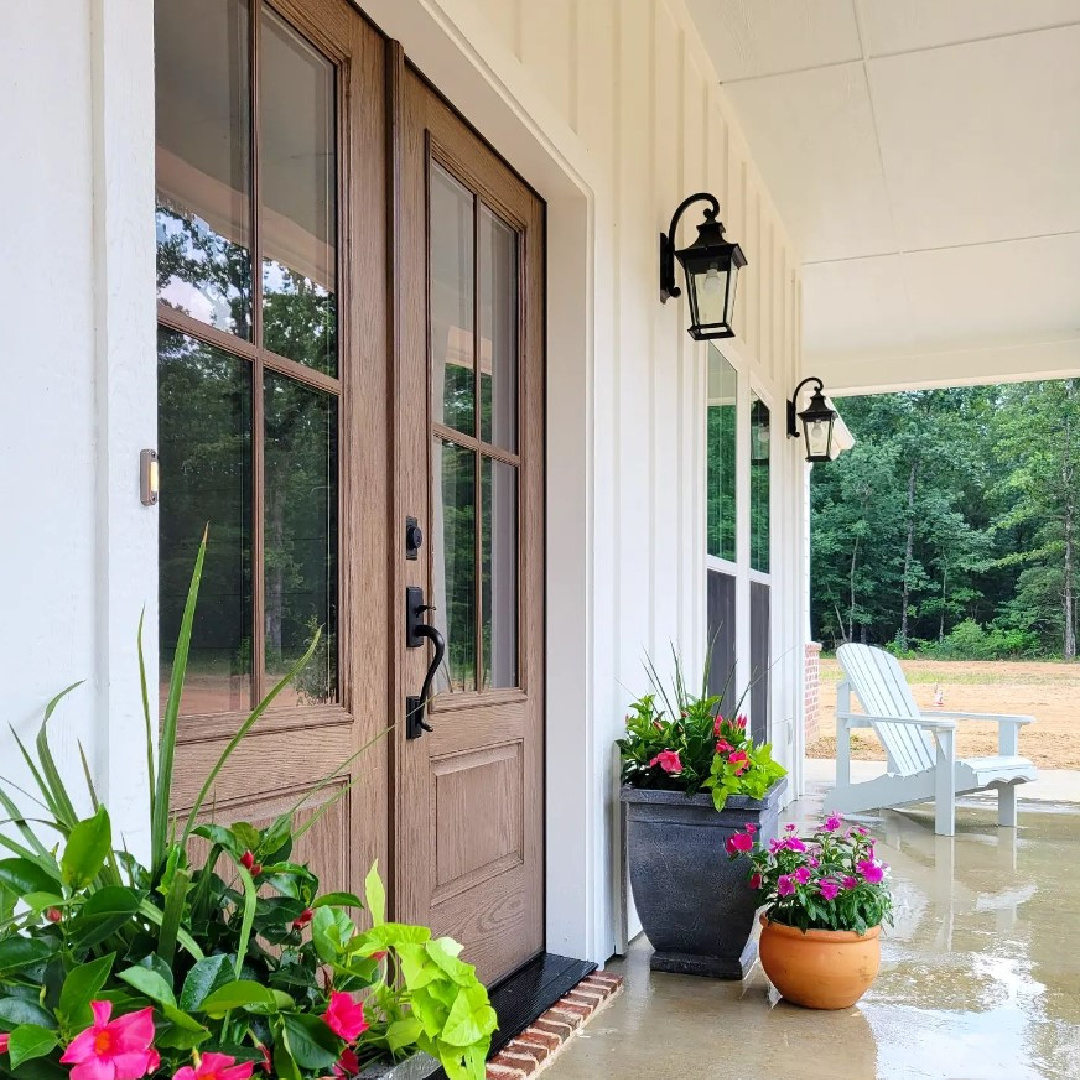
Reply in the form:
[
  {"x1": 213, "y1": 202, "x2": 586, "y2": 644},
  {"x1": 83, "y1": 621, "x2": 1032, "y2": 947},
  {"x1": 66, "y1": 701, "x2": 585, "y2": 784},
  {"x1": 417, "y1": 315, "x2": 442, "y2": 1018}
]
[{"x1": 805, "y1": 641, "x2": 822, "y2": 745}]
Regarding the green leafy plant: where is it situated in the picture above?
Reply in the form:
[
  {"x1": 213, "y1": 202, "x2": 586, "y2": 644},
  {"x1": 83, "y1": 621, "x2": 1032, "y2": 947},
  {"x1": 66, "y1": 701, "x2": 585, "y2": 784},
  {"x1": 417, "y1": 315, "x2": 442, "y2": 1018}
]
[
  {"x1": 616, "y1": 648, "x2": 786, "y2": 811},
  {"x1": 727, "y1": 812, "x2": 893, "y2": 934},
  {"x1": 0, "y1": 532, "x2": 495, "y2": 1080}
]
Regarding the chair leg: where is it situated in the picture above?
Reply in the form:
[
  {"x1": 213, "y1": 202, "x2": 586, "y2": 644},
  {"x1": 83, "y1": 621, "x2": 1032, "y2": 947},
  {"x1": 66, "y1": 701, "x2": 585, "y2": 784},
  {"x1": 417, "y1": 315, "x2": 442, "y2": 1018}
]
[
  {"x1": 998, "y1": 783, "x2": 1018, "y2": 829},
  {"x1": 934, "y1": 731, "x2": 955, "y2": 837}
]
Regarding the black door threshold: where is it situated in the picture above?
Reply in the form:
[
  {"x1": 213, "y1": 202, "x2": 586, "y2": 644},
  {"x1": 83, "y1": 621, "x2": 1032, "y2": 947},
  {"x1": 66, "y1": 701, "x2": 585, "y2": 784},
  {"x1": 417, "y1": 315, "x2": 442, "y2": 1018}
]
[{"x1": 426, "y1": 952, "x2": 597, "y2": 1078}]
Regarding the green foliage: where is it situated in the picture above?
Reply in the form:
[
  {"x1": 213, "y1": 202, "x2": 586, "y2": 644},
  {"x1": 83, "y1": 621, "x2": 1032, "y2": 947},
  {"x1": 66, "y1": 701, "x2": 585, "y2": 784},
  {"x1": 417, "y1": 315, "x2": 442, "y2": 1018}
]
[
  {"x1": 734, "y1": 815, "x2": 893, "y2": 935},
  {"x1": 812, "y1": 382, "x2": 1080, "y2": 659},
  {"x1": 616, "y1": 649, "x2": 786, "y2": 812},
  {"x1": 0, "y1": 536, "x2": 493, "y2": 1080}
]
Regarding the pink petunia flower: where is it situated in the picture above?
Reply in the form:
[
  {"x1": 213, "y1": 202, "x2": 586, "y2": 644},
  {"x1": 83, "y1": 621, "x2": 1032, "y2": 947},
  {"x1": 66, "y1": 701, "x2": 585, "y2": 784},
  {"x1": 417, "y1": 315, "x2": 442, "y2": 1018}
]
[
  {"x1": 783, "y1": 838, "x2": 807, "y2": 853},
  {"x1": 648, "y1": 749, "x2": 683, "y2": 775},
  {"x1": 784, "y1": 823, "x2": 798, "y2": 833},
  {"x1": 768, "y1": 838, "x2": 784, "y2": 854},
  {"x1": 807, "y1": 856, "x2": 820, "y2": 869},
  {"x1": 793, "y1": 866, "x2": 812, "y2": 885},
  {"x1": 60, "y1": 1002, "x2": 158, "y2": 1080},
  {"x1": 323, "y1": 991, "x2": 368, "y2": 1043},
  {"x1": 823, "y1": 813, "x2": 844, "y2": 832},
  {"x1": 777, "y1": 874, "x2": 795, "y2": 897},
  {"x1": 174, "y1": 1052, "x2": 255, "y2": 1080},
  {"x1": 725, "y1": 831, "x2": 753, "y2": 855},
  {"x1": 749, "y1": 872, "x2": 762, "y2": 890},
  {"x1": 841, "y1": 875, "x2": 859, "y2": 891},
  {"x1": 818, "y1": 879, "x2": 840, "y2": 901},
  {"x1": 857, "y1": 859, "x2": 885, "y2": 885}
]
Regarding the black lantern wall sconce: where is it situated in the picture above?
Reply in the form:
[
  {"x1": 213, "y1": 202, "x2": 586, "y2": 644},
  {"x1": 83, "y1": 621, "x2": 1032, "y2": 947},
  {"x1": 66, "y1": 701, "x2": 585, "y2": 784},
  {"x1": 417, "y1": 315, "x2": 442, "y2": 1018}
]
[
  {"x1": 660, "y1": 192, "x2": 747, "y2": 340},
  {"x1": 787, "y1": 377, "x2": 838, "y2": 463}
]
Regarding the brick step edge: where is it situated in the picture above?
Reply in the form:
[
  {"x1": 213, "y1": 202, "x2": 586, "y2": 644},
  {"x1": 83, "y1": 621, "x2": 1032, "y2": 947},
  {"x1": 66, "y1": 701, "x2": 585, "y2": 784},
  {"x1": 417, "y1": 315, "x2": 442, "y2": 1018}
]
[{"x1": 485, "y1": 971, "x2": 624, "y2": 1079}]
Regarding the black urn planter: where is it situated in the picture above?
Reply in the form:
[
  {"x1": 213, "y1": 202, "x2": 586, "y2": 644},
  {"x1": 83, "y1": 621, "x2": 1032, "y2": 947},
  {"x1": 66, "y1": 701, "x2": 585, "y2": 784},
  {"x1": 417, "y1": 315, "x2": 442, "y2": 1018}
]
[{"x1": 621, "y1": 778, "x2": 787, "y2": 979}]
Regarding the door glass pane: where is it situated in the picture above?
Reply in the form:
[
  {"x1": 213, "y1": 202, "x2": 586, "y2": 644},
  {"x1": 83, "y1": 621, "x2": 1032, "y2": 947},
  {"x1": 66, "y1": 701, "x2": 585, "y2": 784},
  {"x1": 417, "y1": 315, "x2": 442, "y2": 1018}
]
[
  {"x1": 158, "y1": 327, "x2": 252, "y2": 714},
  {"x1": 482, "y1": 459, "x2": 518, "y2": 688},
  {"x1": 432, "y1": 438, "x2": 477, "y2": 693},
  {"x1": 480, "y1": 207, "x2": 517, "y2": 451},
  {"x1": 751, "y1": 393, "x2": 770, "y2": 573},
  {"x1": 264, "y1": 374, "x2": 338, "y2": 704},
  {"x1": 155, "y1": 0, "x2": 252, "y2": 338},
  {"x1": 260, "y1": 7, "x2": 337, "y2": 376},
  {"x1": 706, "y1": 346, "x2": 737, "y2": 561},
  {"x1": 430, "y1": 165, "x2": 475, "y2": 436}
]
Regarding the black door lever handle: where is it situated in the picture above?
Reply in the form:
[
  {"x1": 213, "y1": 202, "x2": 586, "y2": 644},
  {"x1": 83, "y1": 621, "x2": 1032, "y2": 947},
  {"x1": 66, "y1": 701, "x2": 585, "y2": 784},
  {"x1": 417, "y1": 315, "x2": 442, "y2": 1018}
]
[{"x1": 405, "y1": 587, "x2": 446, "y2": 739}]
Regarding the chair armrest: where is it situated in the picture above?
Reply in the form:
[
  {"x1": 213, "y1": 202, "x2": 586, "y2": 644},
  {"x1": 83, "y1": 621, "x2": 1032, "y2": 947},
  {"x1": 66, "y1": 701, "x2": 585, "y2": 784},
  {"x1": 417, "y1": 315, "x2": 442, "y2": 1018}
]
[
  {"x1": 928, "y1": 711, "x2": 1034, "y2": 726},
  {"x1": 838, "y1": 712, "x2": 956, "y2": 731}
]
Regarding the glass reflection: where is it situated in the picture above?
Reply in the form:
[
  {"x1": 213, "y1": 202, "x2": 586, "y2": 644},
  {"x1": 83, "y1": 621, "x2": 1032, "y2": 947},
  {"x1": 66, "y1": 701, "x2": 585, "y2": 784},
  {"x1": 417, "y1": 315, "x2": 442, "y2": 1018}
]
[
  {"x1": 264, "y1": 374, "x2": 338, "y2": 704},
  {"x1": 430, "y1": 165, "x2": 475, "y2": 435},
  {"x1": 480, "y1": 207, "x2": 517, "y2": 451},
  {"x1": 155, "y1": 0, "x2": 252, "y2": 338},
  {"x1": 260, "y1": 8, "x2": 337, "y2": 375},
  {"x1": 482, "y1": 458, "x2": 518, "y2": 688},
  {"x1": 158, "y1": 327, "x2": 252, "y2": 714},
  {"x1": 751, "y1": 393, "x2": 770, "y2": 573},
  {"x1": 706, "y1": 346, "x2": 737, "y2": 562},
  {"x1": 432, "y1": 438, "x2": 476, "y2": 693}
]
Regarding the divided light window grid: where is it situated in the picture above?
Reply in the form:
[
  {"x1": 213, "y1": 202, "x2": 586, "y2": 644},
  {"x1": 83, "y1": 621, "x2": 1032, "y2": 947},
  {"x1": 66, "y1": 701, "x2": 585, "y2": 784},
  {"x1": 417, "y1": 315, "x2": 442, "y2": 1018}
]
[{"x1": 155, "y1": 0, "x2": 340, "y2": 715}]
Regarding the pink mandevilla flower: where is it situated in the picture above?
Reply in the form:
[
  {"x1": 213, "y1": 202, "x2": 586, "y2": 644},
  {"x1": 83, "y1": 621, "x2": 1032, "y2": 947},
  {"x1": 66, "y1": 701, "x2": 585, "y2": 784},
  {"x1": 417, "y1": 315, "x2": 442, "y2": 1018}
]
[
  {"x1": 857, "y1": 859, "x2": 885, "y2": 885},
  {"x1": 324, "y1": 991, "x2": 368, "y2": 1043},
  {"x1": 818, "y1": 879, "x2": 840, "y2": 901},
  {"x1": 728, "y1": 750, "x2": 749, "y2": 775},
  {"x1": 648, "y1": 749, "x2": 683, "y2": 775},
  {"x1": 736, "y1": 715, "x2": 748, "y2": 729},
  {"x1": 60, "y1": 1001, "x2": 158, "y2": 1080},
  {"x1": 841, "y1": 875, "x2": 859, "y2": 891},
  {"x1": 715, "y1": 739, "x2": 733, "y2": 754},
  {"x1": 174, "y1": 1052, "x2": 255, "y2": 1080},
  {"x1": 777, "y1": 874, "x2": 795, "y2": 897},
  {"x1": 793, "y1": 866, "x2": 812, "y2": 885},
  {"x1": 745, "y1": 823, "x2": 757, "y2": 834},
  {"x1": 713, "y1": 716, "x2": 725, "y2": 737},
  {"x1": 0, "y1": 1034, "x2": 9, "y2": 1055},
  {"x1": 333, "y1": 1048, "x2": 361, "y2": 1079}
]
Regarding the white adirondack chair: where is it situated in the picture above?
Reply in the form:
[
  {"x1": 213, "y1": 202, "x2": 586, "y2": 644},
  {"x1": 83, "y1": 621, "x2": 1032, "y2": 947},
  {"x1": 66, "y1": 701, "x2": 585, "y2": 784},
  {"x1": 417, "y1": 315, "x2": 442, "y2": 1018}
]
[{"x1": 824, "y1": 644, "x2": 1037, "y2": 836}]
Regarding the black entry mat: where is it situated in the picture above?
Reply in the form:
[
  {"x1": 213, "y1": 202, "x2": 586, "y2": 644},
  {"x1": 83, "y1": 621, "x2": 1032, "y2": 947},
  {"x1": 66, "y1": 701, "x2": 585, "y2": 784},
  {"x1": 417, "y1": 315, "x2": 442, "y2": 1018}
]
[{"x1": 426, "y1": 952, "x2": 597, "y2": 1077}]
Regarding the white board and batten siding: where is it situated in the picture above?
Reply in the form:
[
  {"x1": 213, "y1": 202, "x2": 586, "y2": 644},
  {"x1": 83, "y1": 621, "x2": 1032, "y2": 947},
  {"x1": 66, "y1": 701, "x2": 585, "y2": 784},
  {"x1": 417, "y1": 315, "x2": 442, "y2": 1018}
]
[{"x1": 0, "y1": 0, "x2": 807, "y2": 967}]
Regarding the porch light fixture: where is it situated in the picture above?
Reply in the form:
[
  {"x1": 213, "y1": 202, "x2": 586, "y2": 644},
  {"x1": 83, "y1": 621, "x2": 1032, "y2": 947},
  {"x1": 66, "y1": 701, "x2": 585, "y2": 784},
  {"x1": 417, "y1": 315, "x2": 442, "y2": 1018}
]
[
  {"x1": 750, "y1": 398, "x2": 771, "y2": 463},
  {"x1": 787, "y1": 378, "x2": 837, "y2": 464},
  {"x1": 659, "y1": 192, "x2": 747, "y2": 340}
]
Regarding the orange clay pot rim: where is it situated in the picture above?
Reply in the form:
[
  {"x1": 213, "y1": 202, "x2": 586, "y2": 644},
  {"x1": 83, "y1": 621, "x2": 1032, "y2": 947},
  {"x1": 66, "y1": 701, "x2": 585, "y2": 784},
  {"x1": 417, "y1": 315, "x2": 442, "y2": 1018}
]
[{"x1": 760, "y1": 914, "x2": 882, "y2": 942}]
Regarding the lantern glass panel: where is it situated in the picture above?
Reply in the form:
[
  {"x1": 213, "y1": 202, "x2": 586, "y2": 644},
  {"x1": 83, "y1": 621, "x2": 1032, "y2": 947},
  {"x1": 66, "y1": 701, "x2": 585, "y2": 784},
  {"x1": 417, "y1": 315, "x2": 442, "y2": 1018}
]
[
  {"x1": 694, "y1": 264, "x2": 730, "y2": 327},
  {"x1": 805, "y1": 416, "x2": 833, "y2": 460}
]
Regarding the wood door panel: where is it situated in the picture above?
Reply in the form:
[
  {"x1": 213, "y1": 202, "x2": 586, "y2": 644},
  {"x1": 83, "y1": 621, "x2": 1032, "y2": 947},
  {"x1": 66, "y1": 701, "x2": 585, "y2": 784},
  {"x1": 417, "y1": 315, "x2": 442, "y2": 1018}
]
[
  {"x1": 433, "y1": 742, "x2": 524, "y2": 892},
  {"x1": 185, "y1": 783, "x2": 351, "y2": 897}
]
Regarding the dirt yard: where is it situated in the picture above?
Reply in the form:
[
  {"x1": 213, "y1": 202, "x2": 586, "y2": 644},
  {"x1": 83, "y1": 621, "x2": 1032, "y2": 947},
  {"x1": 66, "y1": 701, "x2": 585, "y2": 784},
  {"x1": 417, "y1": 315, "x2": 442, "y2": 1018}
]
[{"x1": 807, "y1": 658, "x2": 1080, "y2": 769}]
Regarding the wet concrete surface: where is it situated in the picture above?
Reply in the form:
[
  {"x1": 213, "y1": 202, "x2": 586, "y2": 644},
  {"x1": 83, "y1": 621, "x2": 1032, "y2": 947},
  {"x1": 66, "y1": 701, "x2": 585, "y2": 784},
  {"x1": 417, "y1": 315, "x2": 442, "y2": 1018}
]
[{"x1": 546, "y1": 801, "x2": 1080, "y2": 1079}]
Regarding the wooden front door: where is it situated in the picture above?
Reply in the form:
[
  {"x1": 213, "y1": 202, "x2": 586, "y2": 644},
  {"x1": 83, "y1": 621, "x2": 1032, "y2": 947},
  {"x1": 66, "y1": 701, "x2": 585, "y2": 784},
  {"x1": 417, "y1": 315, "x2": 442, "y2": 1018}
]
[
  {"x1": 392, "y1": 62, "x2": 546, "y2": 985},
  {"x1": 157, "y1": 0, "x2": 544, "y2": 986}
]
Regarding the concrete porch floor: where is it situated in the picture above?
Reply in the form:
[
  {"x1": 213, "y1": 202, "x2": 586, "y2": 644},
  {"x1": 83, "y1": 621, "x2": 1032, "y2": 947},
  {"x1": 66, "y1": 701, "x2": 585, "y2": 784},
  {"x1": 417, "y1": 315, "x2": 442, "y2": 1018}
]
[{"x1": 547, "y1": 799, "x2": 1080, "y2": 1079}]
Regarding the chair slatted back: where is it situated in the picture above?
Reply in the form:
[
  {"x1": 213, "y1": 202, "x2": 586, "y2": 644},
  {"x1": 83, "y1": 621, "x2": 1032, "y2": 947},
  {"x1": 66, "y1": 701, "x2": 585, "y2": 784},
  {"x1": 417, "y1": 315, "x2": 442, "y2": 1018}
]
[{"x1": 836, "y1": 644, "x2": 936, "y2": 775}]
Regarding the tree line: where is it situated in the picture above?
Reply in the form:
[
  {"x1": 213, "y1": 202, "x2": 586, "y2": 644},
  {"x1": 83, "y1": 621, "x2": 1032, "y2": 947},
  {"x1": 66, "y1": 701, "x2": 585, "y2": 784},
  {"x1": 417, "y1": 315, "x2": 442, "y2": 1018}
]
[{"x1": 810, "y1": 382, "x2": 1080, "y2": 660}]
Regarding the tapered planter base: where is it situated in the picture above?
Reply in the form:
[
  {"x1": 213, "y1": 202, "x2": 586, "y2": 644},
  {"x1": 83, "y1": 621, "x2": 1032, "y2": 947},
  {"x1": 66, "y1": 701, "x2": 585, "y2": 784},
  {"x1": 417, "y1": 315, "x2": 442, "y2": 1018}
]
[
  {"x1": 651, "y1": 934, "x2": 758, "y2": 979},
  {"x1": 622, "y1": 779, "x2": 787, "y2": 980}
]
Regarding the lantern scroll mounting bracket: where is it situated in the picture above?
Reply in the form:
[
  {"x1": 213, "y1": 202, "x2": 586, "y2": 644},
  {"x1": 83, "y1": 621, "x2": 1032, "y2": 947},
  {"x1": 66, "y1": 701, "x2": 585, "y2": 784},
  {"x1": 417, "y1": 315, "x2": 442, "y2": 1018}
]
[{"x1": 659, "y1": 192, "x2": 721, "y2": 303}]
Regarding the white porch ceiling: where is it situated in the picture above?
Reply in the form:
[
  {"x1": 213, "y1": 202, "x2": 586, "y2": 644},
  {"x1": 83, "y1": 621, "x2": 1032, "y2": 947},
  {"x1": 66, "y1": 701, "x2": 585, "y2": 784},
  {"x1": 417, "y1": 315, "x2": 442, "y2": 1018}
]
[{"x1": 686, "y1": 0, "x2": 1080, "y2": 393}]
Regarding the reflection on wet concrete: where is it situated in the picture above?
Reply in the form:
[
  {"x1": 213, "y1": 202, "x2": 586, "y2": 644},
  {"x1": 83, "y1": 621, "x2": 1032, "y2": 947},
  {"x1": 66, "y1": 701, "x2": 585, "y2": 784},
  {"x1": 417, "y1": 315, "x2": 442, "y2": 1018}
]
[{"x1": 544, "y1": 801, "x2": 1080, "y2": 1080}]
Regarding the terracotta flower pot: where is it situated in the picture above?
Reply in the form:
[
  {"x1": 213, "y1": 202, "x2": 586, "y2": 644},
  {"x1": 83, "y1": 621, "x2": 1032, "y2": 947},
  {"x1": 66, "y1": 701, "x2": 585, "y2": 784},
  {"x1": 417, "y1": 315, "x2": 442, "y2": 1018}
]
[{"x1": 758, "y1": 915, "x2": 881, "y2": 1009}]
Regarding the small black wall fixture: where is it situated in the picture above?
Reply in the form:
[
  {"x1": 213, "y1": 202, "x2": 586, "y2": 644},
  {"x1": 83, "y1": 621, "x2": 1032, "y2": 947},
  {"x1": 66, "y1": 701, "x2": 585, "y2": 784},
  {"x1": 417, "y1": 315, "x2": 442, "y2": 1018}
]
[
  {"x1": 787, "y1": 377, "x2": 838, "y2": 463},
  {"x1": 660, "y1": 192, "x2": 747, "y2": 341}
]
